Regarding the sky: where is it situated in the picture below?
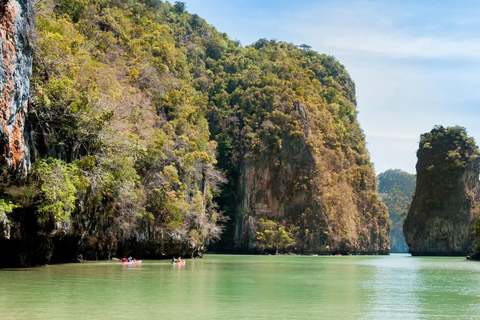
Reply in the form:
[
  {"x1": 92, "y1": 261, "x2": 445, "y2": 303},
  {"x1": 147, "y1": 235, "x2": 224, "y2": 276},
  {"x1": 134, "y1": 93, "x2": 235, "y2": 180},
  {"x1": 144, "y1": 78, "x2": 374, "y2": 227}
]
[{"x1": 182, "y1": 0, "x2": 480, "y2": 174}]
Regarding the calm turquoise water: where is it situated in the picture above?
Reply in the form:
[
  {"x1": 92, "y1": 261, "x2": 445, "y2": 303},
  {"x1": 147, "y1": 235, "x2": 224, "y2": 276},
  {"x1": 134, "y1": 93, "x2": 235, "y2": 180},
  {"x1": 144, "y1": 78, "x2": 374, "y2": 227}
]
[{"x1": 1, "y1": 254, "x2": 480, "y2": 319}]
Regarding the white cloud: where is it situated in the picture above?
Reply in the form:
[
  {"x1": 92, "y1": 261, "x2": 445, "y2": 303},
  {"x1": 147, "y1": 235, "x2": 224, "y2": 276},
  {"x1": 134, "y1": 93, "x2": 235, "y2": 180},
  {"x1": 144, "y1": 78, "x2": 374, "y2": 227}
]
[
  {"x1": 309, "y1": 31, "x2": 480, "y2": 59},
  {"x1": 268, "y1": 0, "x2": 480, "y2": 61}
]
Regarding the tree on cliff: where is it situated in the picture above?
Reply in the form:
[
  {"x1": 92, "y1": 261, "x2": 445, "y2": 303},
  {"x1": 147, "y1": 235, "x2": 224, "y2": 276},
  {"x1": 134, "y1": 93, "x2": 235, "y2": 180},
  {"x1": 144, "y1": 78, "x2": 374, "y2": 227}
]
[
  {"x1": 404, "y1": 125, "x2": 480, "y2": 256},
  {"x1": 255, "y1": 218, "x2": 294, "y2": 254}
]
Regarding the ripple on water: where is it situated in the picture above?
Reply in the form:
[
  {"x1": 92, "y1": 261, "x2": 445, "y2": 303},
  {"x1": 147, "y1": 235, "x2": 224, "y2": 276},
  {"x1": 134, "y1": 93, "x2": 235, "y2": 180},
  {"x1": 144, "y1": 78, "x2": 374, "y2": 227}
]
[{"x1": 1, "y1": 255, "x2": 480, "y2": 319}]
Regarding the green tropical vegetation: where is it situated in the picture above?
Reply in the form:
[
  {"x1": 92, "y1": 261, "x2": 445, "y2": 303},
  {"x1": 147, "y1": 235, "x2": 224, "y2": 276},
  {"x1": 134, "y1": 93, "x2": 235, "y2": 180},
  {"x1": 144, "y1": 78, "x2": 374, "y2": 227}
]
[
  {"x1": 0, "y1": 0, "x2": 390, "y2": 264},
  {"x1": 404, "y1": 125, "x2": 480, "y2": 256},
  {"x1": 17, "y1": 0, "x2": 229, "y2": 259},
  {"x1": 415, "y1": 125, "x2": 479, "y2": 211},
  {"x1": 255, "y1": 218, "x2": 295, "y2": 254}
]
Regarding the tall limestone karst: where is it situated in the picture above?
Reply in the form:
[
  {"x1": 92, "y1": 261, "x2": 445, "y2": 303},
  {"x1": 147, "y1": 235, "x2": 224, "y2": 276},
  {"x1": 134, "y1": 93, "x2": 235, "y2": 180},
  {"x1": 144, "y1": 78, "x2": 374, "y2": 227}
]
[
  {"x1": 208, "y1": 40, "x2": 390, "y2": 254},
  {"x1": 1, "y1": 0, "x2": 389, "y2": 266},
  {"x1": 378, "y1": 169, "x2": 415, "y2": 253},
  {"x1": 404, "y1": 126, "x2": 480, "y2": 255}
]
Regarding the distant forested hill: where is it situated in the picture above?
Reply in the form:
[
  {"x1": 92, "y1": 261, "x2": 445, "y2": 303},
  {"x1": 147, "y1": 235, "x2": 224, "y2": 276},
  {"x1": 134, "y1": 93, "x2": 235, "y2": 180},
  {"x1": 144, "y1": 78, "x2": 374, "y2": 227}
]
[
  {"x1": 378, "y1": 169, "x2": 415, "y2": 253},
  {"x1": 0, "y1": 0, "x2": 389, "y2": 266}
]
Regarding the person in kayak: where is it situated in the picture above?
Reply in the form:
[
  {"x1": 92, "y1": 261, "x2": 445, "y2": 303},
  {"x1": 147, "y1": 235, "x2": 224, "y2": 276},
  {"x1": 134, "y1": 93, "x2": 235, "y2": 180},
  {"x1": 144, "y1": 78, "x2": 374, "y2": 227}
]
[{"x1": 122, "y1": 257, "x2": 127, "y2": 263}]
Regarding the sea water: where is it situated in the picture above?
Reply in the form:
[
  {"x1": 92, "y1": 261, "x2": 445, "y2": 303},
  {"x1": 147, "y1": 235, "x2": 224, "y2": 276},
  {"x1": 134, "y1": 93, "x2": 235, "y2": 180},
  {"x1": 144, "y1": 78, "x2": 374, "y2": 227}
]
[{"x1": 1, "y1": 254, "x2": 479, "y2": 319}]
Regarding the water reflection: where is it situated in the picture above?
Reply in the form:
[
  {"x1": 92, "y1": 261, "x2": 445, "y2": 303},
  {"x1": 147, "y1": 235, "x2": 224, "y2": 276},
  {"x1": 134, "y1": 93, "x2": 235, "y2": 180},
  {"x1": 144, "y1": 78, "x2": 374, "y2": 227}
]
[
  {"x1": 359, "y1": 254, "x2": 423, "y2": 319},
  {"x1": 359, "y1": 254, "x2": 480, "y2": 319}
]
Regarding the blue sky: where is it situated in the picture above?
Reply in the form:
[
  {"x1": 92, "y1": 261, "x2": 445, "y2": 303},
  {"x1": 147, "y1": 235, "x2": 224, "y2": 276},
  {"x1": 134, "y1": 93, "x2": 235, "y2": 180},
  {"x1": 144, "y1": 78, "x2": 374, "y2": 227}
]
[{"x1": 182, "y1": 0, "x2": 480, "y2": 174}]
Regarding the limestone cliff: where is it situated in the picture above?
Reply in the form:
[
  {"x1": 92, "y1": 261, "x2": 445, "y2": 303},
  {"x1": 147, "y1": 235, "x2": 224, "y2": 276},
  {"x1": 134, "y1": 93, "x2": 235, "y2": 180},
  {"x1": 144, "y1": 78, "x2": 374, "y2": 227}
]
[
  {"x1": 0, "y1": 1, "x2": 390, "y2": 267},
  {"x1": 0, "y1": 0, "x2": 33, "y2": 245},
  {"x1": 404, "y1": 126, "x2": 480, "y2": 256},
  {"x1": 211, "y1": 40, "x2": 391, "y2": 255},
  {"x1": 235, "y1": 123, "x2": 391, "y2": 254},
  {"x1": 0, "y1": 0, "x2": 33, "y2": 182}
]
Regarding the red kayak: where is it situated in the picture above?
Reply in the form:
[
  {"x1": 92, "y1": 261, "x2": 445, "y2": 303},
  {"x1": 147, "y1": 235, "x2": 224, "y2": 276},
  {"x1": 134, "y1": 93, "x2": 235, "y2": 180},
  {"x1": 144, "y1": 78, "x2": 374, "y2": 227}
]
[
  {"x1": 123, "y1": 260, "x2": 142, "y2": 265},
  {"x1": 173, "y1": 260, "x2": 185, "y2": 265}
]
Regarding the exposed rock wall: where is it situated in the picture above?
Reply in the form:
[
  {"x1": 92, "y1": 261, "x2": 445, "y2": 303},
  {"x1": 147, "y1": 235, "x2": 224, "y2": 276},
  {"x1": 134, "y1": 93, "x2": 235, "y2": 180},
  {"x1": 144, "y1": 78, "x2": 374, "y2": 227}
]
[
  {"x1": 204, "y1": 41, "x2": 391, "y2": 256},
  {"x1": 404, "y1": 126, "x2": 480, "y2": 256},
  {"x1": 0, "y1": 210, "x2": 9, "y2": 238},
  {"x1": 235, "y1": 129, "x2": 319, "y2": 251},
  {"x1": 0, "y1": 0, "x2": 33, "y2": 182},
  {"x1": 234, "y1": 103, "x2": 390, "y2": 255},
  {"x1": 0, "y1": 0, "x2": 33, "y2": 253},
  {"x1": 390, "y1": 219, "x2": 409, "y2": 253}
]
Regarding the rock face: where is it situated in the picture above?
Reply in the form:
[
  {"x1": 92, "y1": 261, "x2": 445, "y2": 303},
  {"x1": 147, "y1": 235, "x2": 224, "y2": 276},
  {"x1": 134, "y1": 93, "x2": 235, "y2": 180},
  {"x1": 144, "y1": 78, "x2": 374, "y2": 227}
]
[
  {"x1": 0, "y1": 210, "x2": 10, "y2": 238},
  {"x1": 404, "y1": 126, "x2": 480, "y2": 256},
  {"x1": 235, "y1": 130, "x2": 390, "y2": 254},
  {"x1": 378, "y1": 169, "x2": 415, "y2": 253},
  {"x1": 235, "y1": 126, "x2": 318, "y2": 251},
  {"x1": 0, "y1": 0, "x2": 33, "y2": 182},
  {"x1": 0, "y1": 0, "x2": 33, "y2": 255},
  {"x1": 231, "y1": 100, "x2": 391, "y2": 255}
]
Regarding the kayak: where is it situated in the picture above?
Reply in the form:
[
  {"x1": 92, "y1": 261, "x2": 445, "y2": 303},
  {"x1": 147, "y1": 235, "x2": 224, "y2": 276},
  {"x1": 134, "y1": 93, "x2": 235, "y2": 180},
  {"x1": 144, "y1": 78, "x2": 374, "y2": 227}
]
[
  {"x1": 122, "y1": 260, "x2": 142, "y2": 264},
  {"x1": 173, "y1": 260, "x2": 185, "y2": 265}
]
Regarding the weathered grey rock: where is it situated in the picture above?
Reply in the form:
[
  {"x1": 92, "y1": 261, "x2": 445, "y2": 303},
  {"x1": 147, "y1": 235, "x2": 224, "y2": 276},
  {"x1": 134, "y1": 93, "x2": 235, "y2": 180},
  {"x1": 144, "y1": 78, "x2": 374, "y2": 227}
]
[
  {"x1": 404, "y1": 126, "x2": 480, "y2": 256},
  {"x1": 234, "y1": 111, "x2": 390, "y2": 255},
  {"x1": 0, "y1": 210, "x2": 10, "y2": 239},
  {"x1": 0, "y1": 0, "x2": 35, "y2": 267},
  {"x1": 0, "y1": 0, "x2": 34, "y2": 182}
]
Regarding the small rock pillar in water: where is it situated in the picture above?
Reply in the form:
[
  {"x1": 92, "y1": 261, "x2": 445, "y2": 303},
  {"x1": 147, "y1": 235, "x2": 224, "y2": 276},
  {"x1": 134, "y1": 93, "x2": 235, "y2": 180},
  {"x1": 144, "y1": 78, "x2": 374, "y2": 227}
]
[{"x1": 404, "y1": 126, "x2": 480, "y2": 255}]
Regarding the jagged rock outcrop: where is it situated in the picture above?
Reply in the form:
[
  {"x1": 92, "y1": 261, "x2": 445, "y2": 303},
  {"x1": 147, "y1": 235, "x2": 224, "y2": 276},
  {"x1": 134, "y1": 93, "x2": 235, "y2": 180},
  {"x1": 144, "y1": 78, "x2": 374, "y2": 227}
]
[
  {"x1": 404, "y1": 126, "x2": 480, "y2": 256},
  {"x1": 0, "y1": 0, "x2": 33, "y2": 251},
  {"x1": 0, "y1": 0, "x2": 33, "y2": 182}
]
